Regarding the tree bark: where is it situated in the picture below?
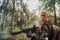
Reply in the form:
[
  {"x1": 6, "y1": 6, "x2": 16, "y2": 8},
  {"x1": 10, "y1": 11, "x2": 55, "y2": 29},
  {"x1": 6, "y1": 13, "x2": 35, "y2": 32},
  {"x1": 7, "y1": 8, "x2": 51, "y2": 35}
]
[{"x1": 54, "y1": 5, "x2": 57, "y2": 25}]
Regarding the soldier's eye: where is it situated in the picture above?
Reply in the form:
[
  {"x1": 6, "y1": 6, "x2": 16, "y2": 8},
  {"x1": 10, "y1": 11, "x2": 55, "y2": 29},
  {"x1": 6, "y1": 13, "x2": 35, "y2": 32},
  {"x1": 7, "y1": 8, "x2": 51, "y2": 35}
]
[{"x1": 41, "y1": 15, "x2": 45, "y2": 16}]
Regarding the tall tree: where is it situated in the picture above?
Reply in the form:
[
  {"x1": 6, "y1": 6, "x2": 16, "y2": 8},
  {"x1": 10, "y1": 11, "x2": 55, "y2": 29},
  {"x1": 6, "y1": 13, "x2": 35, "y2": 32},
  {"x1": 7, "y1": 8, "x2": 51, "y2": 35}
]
[
  {"x1": 19, "y1": 0, "x2": 30, "y2": 29},
  {"x1": 1, "y1": 0, "x2": 9, "y2": 31}
]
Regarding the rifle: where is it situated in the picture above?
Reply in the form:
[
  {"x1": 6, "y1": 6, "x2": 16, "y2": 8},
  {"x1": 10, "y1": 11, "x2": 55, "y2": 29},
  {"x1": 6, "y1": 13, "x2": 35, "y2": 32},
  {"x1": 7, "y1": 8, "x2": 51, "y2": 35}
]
[{"x1": 11, "y1": 25, "x2": 40, "y2": 35}]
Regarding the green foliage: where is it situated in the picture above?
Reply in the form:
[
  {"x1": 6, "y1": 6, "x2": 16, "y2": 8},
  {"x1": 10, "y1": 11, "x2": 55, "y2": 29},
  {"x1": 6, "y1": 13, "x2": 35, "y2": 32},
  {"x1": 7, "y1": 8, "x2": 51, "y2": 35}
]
[
  {"x1": 48, "y1": 0, "x2": 55, "y2": 6},
  {"x1": 57, "y1": 0, "x2": 60, "y2": 4},
  {"x1": 57, "y1": 17, "x2": 60, "y2": 27},
  {"x1": 39, "y1": 0, "x2": 47, "y2": 2},
  {"x1": 49, "y1": 15, "x2": 54, "y2": 24}
]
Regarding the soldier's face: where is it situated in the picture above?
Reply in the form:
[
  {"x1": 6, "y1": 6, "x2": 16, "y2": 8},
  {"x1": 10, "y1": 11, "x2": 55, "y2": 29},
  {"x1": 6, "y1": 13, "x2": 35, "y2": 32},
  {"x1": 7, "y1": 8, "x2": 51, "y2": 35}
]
[{"x1": 41, "y1": 14, "x2": 48, "y2": 22}]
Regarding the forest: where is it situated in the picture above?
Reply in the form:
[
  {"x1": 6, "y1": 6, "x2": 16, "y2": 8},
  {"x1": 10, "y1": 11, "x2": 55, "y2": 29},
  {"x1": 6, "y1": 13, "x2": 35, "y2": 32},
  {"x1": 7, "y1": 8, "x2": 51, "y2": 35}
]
[{"x1": 0, "y1": 0, "x2": 60, "y2": 40}]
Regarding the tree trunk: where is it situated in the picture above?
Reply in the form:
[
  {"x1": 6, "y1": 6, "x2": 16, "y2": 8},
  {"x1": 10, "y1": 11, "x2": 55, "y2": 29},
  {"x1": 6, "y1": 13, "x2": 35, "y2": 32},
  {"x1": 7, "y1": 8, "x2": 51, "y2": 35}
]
[
  {"x1": 54, "y1": 5, "x2": 57, "y2": 25},
  {"x1": 10, "y1": 0, "x2": 15, "y2": 33},
  {"x1": 19, "y1": 0, "x2": 25, "y2": 29}
]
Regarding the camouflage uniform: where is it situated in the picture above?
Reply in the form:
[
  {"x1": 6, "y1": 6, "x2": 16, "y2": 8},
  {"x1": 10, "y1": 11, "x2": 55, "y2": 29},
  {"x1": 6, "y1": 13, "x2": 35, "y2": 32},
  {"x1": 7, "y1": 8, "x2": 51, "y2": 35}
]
[{"x1": 40, "y1": 21, "x2": 54, "y2": 40}]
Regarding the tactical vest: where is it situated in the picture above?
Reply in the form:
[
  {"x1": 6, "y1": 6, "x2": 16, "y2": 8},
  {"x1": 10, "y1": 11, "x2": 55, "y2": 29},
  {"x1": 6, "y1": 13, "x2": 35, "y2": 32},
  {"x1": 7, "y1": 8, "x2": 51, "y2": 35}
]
[{"x1": 41, "y1": 21, "x2": 54, "y2": 40}]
